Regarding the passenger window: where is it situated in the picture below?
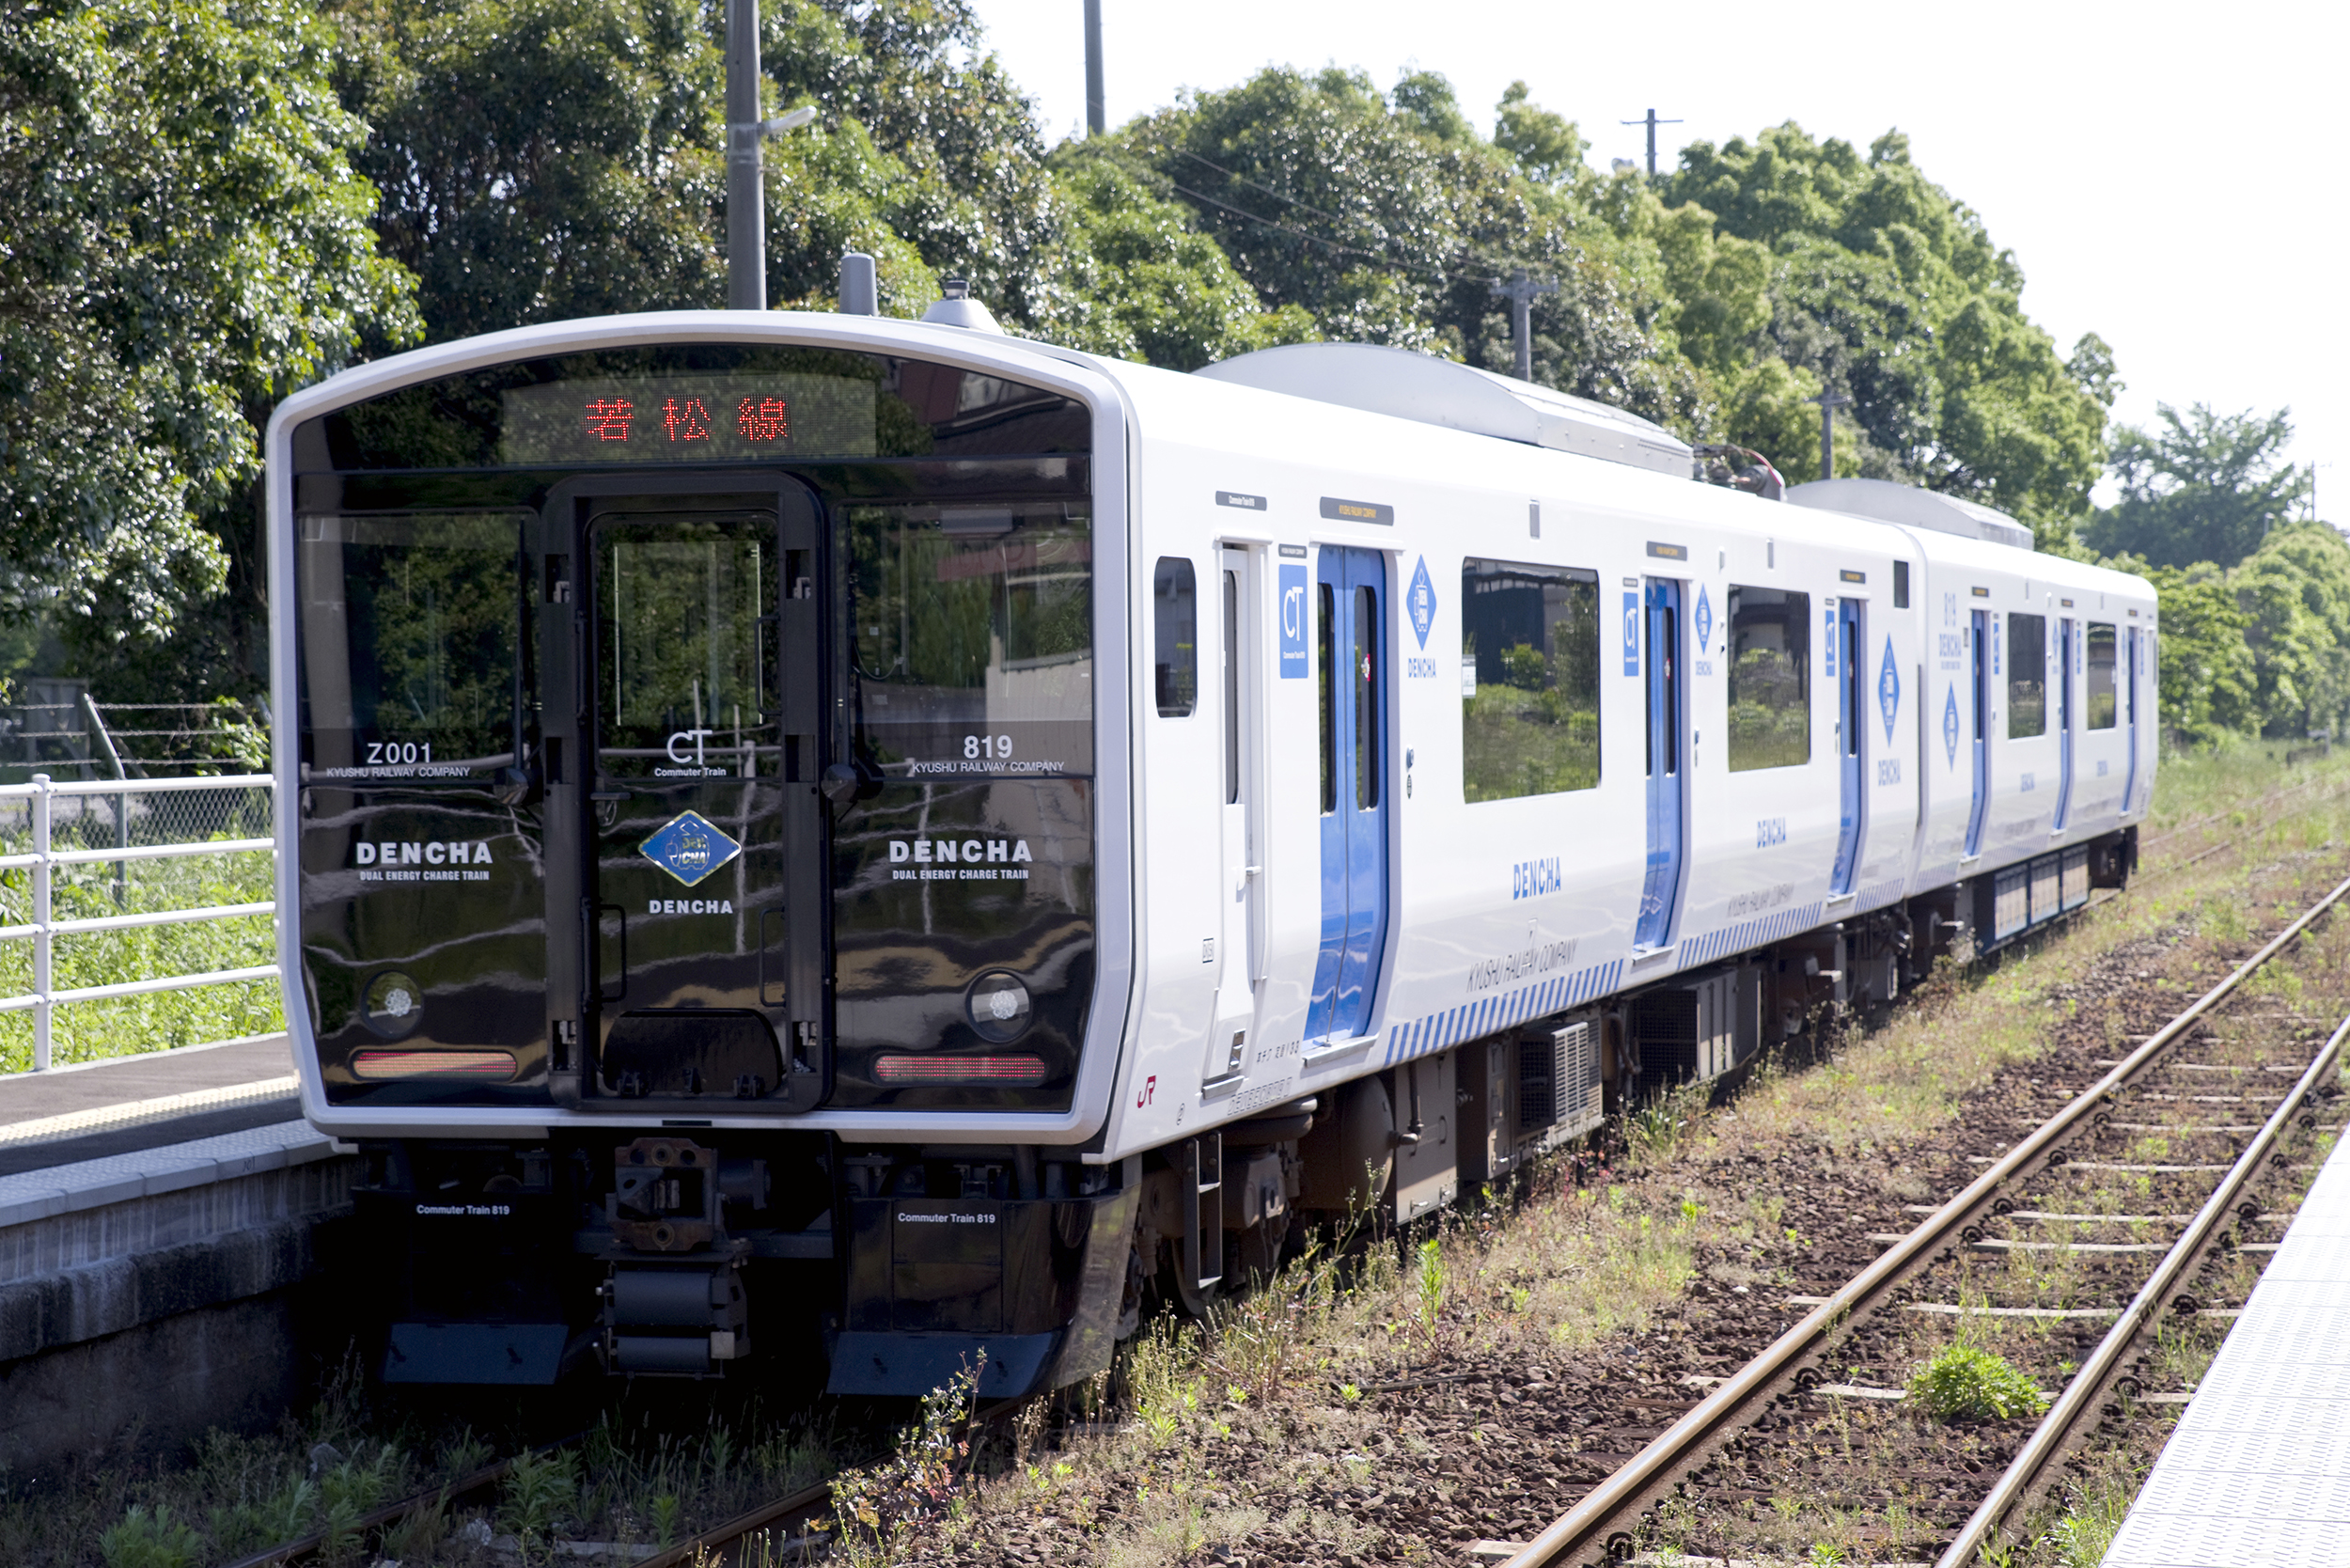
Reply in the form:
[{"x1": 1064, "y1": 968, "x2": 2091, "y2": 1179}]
[
  {"x1": 1459, "y1": 557, "x2": 1600, "y2": 801},
  {"x1": 1726, "y1": 586, "x2": 1810, "y2": 771},
  {"x1": 2086, "y1": 622, "x2": 2117, "y2": 729},
  {"x1": 1152, "y1": 557, "x2": 1197, "y2": 717},
  {"x1": 2008, "y1": 613, "x2": 2047, "y2": 738}
]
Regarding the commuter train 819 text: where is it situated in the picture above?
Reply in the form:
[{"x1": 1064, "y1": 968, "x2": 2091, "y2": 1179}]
[{"x1": 266, "y1": 288, "x2": 2154, "y2": 1396}]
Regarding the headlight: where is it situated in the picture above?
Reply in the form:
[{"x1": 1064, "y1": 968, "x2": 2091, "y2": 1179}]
[
  {"x1": 362, "y1": 971, "x2": 424, "y2": 1037},
  {"x1": 964, "y1": 971, "x2": 1033, "y2": 1043}
]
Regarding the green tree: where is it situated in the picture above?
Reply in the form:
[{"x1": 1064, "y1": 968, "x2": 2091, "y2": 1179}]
[
  {"x1": 334, "y1": 0, "x2": 1067, "y2": 340},
  {"x1": 1032, "y1": 146, "x2": 1317, "y2": 369},
  {"x1": 2228, "y1": 521, "x2": 2350, "y2": 739},
  {"x1": 2138, "y1": 563, "x2": 2256, "y2": 746},
  {"x1": 1663, "y1": 125, "x2": 2110, "y2": 539},
  {"x1": 332, "y1": 0, "x2": 731, "y2": 340},
  {"x1": 2083, "y1": 403, "x2": 2311, "y2": 570},
  {"x1": 0, "y1": 0, "x2": 416, "y2": 673},
  {"x1": 1118, "y1": 69, "x2": 1700, "y2": 426}
]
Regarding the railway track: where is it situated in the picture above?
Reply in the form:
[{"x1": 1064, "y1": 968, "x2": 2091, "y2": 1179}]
[
  {"x1": 1501, "y1": 872, "x2": 2350, "y2": 1566},
  {"x1": 207, "y1": 788, "x2": 2348, "y2": 1568}
]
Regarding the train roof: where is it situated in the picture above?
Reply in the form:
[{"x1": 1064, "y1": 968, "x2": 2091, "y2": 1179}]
[
  {"x1": 1194, "y1": 342, "x2": 1693, "y2": 479},
  {"x1": 1787, "y1": 478, "x2": 2036, "y2": 551}
]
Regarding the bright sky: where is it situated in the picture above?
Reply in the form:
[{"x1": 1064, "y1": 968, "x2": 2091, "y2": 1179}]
[{"x1": 968, "y1": 0, "x2": 2346, "y2": 511}]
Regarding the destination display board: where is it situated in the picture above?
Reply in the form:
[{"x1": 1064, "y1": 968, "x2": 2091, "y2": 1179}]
[{"x1": 499, "y1": 373, "x2": 880, "y2": 464}]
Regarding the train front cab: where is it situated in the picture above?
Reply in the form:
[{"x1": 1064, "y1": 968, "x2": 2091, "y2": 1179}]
[{"x1": 270, "y1": 316, "x2": 1152, "y2": 1398}]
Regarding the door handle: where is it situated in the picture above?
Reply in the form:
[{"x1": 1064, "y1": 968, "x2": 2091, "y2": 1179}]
[{"x1": 592, "y1": 901, "x2": 628, "y2": 1003}]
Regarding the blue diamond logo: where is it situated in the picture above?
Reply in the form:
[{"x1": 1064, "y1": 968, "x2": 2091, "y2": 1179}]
[
  {"x1": 640, "y1": 809, "x2": 741, "y2": 887},
  {"x1": 1694, "y1": 586, "x2": 1714, "y2": 651},
  {"x1": 1406, "y1": 557, "x2": 1435, "y2": 651},
  {"x1": 1877, "y1": 635, "x2": 1901, "y2": 743},
  {"x1": 1942, "y1": 684, "x2": 1961, "y2": 767}
]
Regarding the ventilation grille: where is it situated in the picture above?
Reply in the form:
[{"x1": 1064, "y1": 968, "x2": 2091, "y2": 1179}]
[{"x1": 1516, "y1": 1019, "x2": 1595, "y2": 1132}]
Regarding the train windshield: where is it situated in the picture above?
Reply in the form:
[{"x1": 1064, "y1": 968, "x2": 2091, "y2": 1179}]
[
  {"x1": 847, "y1": 504, "x2": 1093, "y2": 777},
  {"x1": 297, "y1": 510, "x2": 529, "y2": 781},
  {"x1": 286, "y1": 339, "x2": 1096, "y2": 1114}
]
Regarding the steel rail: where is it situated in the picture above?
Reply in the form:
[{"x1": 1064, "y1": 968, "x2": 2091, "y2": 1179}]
[
  {"x1": 1503, "y1": 870, "x2": 2350, "y2": 1568},
  {"x1": 1935, "y1": 1007, "x2": 2350, "y2": 1564},
  {"x1": 631, "y1": 1478, "x2": 835, "y2": 1568}
]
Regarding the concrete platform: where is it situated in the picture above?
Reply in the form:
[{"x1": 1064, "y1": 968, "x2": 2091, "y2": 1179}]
[
  {"x1": 0, "y1": 1115, "x2": 357, "y2": 1475},
  {"x1": 0, "y1": 1034, "x2": 299, "y2": 1174},
  {"x1": 2103, "y1": 1121, "x2": 2350, "y2": 1565}
]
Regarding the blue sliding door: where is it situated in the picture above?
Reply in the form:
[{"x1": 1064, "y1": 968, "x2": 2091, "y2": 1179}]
[
  {"x1": 1830, "y1": 597, "x2": 1865, "y2": 894},
  {"x1": 1307, "y1": 548, "x2": 1389, "y2": 1042},
  {"x1": 1966, "y1": 609, "x2": 1991, "y2": 857},
  {"x1": 1636, "y1": 578, "x2": 1684, "y2": 949}
]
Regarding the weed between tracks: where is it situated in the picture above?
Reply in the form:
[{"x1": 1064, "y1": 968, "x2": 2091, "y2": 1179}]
[
  {"x1": 881, "y1": 750, "x2": 2350, "y2": 1568},
  {"x1": 22, "y1": 747, "x2": 2348, "y2": 1565}
]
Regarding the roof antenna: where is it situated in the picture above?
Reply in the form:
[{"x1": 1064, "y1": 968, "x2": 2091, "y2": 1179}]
[{"x1": 839, "y1": 251, "x2": 877, "y2": 316}]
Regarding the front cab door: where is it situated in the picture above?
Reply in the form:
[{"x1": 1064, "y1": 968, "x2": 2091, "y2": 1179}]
[{"x1": 543, "y1": 479, "x2": 826, "y2": 1112}]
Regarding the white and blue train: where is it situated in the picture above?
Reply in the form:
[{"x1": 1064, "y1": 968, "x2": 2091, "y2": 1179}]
[{"x1": 267, "y1": 294, "x2": 2155, "y2": 1398}]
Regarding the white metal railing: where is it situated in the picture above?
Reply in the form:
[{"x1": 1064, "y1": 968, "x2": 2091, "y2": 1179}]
[{"x1": 0, "y1": 772, "x2": 277, "y2": 1071}]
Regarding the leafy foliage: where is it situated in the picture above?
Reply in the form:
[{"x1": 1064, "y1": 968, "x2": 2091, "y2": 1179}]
[
  {"x1": 0, "y1": 0, "x2": 416, "y2": 664},
  {"x1": 97, "y1": 1506, "x2": 204, "y2": 1568},
  {"x1": 1117, "y1": 69, "x2": 1700, "y2": 424},
  {"x1": 1906, "y1": 1341, "x2": 2048, "y2": 1421},
  {"x1": 2138, "y1": 564, "x2": 2256, "y2": 746},
  {"x1": 1663, "y1": 125, "x2": 2112, "y2": 538},
  {"x1": 1035, "y1": 143, "x2": 1318, "y2": 369},
  {"x1": 2086, "y1": 401, "x2": 2313, "y2": 569},
  {"x1": 827, "y1": 1358, "x2": 983, "y2": 1564}
]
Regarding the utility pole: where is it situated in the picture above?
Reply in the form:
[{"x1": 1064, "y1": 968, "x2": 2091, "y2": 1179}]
[
  {"x1": 1084, "y1": 0, "x2": 1105, "y2": 135},
  {"x1": 1810, "y1": 390, "x2": 1853, "y2": 482},
  {"x1": 1490, "y1": 273, "x2": 1557, "y2": 381},
  {"x1": 724, "y1": 0, "x2": 814, "y2": 309},
  {"x1": 1619, "y1": 108, "x2": 1684, "y2": 179}
]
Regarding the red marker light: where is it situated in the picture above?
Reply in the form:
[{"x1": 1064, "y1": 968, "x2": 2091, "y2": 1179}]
[
  {"x1": 352, "y1": 1049, "x2": 518, "y2": 1081},
  {"x1": 873, "y1": 1054, "x2": 1048, "y2": 1087}
]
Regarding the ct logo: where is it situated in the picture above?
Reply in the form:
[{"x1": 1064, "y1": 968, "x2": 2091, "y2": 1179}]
[
  {"x1": 1281, "y1": 582, "x2": 1305, "y2": 641},
  {"x1": 666, "y1": 728, "x2": 713, "y2": 766}
]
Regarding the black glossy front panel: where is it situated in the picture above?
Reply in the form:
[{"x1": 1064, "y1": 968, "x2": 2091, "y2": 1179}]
[
  {"x1": 829, "y1": 778, "x2": 1094, "y2": 1108},
  {"x1": 303, "y1": 787, "x2": 551, "y2": 1102}
]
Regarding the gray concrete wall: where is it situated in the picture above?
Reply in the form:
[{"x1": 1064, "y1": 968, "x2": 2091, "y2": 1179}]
[{"x1": 0, "y1": 1121, "x2": 358, "y2": 1477}]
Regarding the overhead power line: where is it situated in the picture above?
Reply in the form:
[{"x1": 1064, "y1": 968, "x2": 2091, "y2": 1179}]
[{"x1": 1167, "y1": 145, "x2": 1563, "y2": 296}]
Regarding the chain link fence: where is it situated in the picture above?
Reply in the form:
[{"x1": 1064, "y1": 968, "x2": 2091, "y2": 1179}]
[
  {"x1": 0, "y1": 695, "x2": 270, "y2": 784},
  {"x1": 0, "y1": 775, "x2": 280, "y2": 1073}
]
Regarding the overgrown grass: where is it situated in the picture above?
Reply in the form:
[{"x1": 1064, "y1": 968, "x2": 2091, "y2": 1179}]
[{"x1": 0, "y1": 1364, "x2": 834, "y2": 1568}]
